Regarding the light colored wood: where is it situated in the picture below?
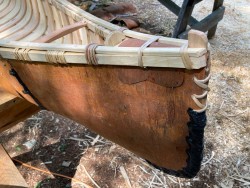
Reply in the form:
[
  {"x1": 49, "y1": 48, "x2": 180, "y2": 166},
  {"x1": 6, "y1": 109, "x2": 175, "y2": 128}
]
[
  {"x1": 33, "y1": 21, "x2": 87, "y2": 43},
  {"x1": 0, "y1": 0, "x2": 15, "y2": 19},
  {"x1": 59, "y1": 10, "x2": 73, "y2": 44},
  {"x1": 0, "y1": 40, "x2": 206, "y2": 57},
  {"x1": 0, "y1": 0, "x2": 32, "y2": 40},
  {"x1": 0, "y1": 0, "x2": 11, "y2": 13},
  {"x1": 0, "y1": 91, "x2": 39, "y2": 133},
  {"x1": 68, "y1": 16, "x2": 82, "y2": 44},
  {"x1": 104, "y1": 31, "x2": 126, "y2": 46},
  {"x1": 0, "y1": 0, "x2": 20, "y2": 25},
  {"x1": 43, "y1": 0, "x2": 55, "y2": 35},
  {"x1": 0, "y1": 145, "x2": 28, "y2": 188},
  {"x1": 0, "y1": 47, "x2": 207, "y2": 69},
  {"x1": 0, "y1": 0, "x2": 209, "y2": 69},
  {"x1": 188, "y1": 29, "x2": 208, "y2": 49},
  {"x1": 20, "y1": 0, "x2": 47, "y2": 42},
  {"x1": 52, "y1": 0, "x2": 187, "y2": 46},
  {"x1": 0, "y1": 0, "x2": 26, "y2": 32}
]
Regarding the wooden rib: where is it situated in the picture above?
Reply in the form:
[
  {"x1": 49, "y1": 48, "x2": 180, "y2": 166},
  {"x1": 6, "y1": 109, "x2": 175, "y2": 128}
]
[
  {"x1": 68, "y1": 16, "x2": 81, "y2": 44},
  {"x1": 0, "y1": 0, "x2": 16, "y2": 19},
  {"x1": 20, "y1": 0, "x2": 47, "y2": 41},
  {"x1": 59, "y1": 10, "x2": 73, "y2": 44},
  {"x1": 6, "y1": 0, "x2": 40, "y2": 41},
  {"x1": 54, "y1": 0, "x2": 188, "y2": 46},
  {"x1": 43, "y1": 0, "x2": 55, "y2": 35},
  {"x1": 33, "y1": 21, "x2": 87, "y2": 43},
  {"x1": 0, "y1": 0, "x2": 27, "y2": 32},
  {"x1": 51, "y1": 5, "x2": 63, "y2": 43},
  {"x1": 79, "y1": 27, "x2": 89, "y2": 45},
  {"x1": 0, "y1": 0, "x2": 11, "y2": 13},
  {"x1": 0, "y1": 0, "x2": 21, "y2": 26},
  {"x1": 0, "y1": 0, "x2": 32, "y2": 40}
]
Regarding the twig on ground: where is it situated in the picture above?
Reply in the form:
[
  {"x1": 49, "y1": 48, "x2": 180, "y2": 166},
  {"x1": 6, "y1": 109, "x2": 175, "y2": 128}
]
[
  {"x1": 218, "y1": 111, "x2": 245, "y2": 127},
  {"x1": 120, "y1": 166, "x2": 132, "y2": 188},
  {"x1": 202, "y1": 151, "x2": 215, "y2": 166},
  {"x1": 82, "y1": 164, "x2": 100, "y2": 188},
  {"x1": 91, "y1": 135, "x2": 100, "y2": 146}
]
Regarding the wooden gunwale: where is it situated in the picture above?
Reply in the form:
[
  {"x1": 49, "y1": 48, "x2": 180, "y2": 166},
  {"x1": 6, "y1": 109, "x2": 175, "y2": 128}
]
[
  {"x1": 0, "y1": 41, "x2": 206, "y2": 57},
  {"x1": 0, "y1": 0, "x2": 209, "y2": 69},
  {"x1": 0, "y1": 48, "x2": 206, "y2": 69}
]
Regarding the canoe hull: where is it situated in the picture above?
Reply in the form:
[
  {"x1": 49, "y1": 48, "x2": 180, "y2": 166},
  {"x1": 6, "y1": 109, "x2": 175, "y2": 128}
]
[{"x1": 0, "y1": 60, "x2": 207, "y2": 177}]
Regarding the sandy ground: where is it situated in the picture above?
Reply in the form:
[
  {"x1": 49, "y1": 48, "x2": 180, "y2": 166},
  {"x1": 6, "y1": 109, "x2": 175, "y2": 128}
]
[{"x1": 0, "y1": 0, "x2": 249, "y2": 187}]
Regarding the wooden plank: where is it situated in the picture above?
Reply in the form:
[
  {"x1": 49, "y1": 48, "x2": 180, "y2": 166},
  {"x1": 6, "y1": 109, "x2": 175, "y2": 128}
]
[
  {"x1": 0, "y1": 145, "x2": 28, "y2": 188},
  {"x1": 0, "y1": 91, "x2": 39, "y2": 133},
  {"x1": 178, "y1": 6, "x2": 225, "y2": 39},
  {"x1": 157, "y1": 0, "x2": 199, "y2": 26},
  {"x1": 172, "y1": 0, "x2": 197, "y2": 38},
  {"x1": 208, "y1": 0, "x2": 224, "y2": 39},
  {"x1": 0, "y1": 47, "x2": 207, "y2": 69}
]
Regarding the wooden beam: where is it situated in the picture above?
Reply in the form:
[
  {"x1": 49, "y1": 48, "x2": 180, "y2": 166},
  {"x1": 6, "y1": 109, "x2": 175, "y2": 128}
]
[
  {"x1": 0, "y1": 145, "x2": 28, "y2": 188},
  {"x1": 0, "y1": 91, "x2": 40, "y2": 133},
  {"x1": 208, "y1": 0, "x2": 224, "y2": 39},
  {"x1": 178, "y1": 6, "x2": 225, "y2": 39},
  {"x1": 172, "y1": 0, "x2": 197, "y2": 38},
  {"x1": 157, "y1": 0, "x2": 199, "y2": 26}
]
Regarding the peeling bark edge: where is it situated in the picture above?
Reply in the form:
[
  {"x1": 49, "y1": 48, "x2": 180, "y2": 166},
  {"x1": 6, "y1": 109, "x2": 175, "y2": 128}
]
[{"x1": 147, "y1": 108, "x2": 207, "y2": 178}]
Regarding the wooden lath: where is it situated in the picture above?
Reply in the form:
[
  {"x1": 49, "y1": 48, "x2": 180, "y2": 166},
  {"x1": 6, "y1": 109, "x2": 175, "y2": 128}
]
[
  {"x1": 0, "y1": 144, "x2": 28, "y2": 188},
  {"x1": 0, "y1": 91, "x2": 39, "y2": 133}
]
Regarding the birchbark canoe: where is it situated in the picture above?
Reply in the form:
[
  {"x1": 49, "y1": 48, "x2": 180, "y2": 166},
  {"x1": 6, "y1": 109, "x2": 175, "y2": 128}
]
[{"x1": 0, "y1": 0, "x2": 211, "y2": 178}]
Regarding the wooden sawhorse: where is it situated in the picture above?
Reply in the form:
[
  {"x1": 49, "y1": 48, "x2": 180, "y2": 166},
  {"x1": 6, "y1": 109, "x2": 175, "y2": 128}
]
[
  {"x1": 0, "y1": 91, "x2": 39, "y2": 187},
  {"x1": 158, "y1": 0, "x2": 225, "y2": 39}
]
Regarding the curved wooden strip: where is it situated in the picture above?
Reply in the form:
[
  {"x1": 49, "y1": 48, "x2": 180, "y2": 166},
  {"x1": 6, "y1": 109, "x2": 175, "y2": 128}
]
[
  {"x1": 51, "y1": 4, "x2": 63, "y2": 43},
  {"x1": 43, "y1": 1, "x2": 55, "y2": 35},
  {"x1": 0, "y1": 0, "x2": 26, "y2": 32},
  {"x1": 5, "y1": 0, "x2": 40, "y2": 41},
  {"x1": 20, "y1": 0, "x2": 47, "y2": 41},
  {"x1": 68, "y1": 16, "x2": 81, "y2": 44},
  {"x1": 59, "y1": 10, "x2": 73, "y2": 44},
  {"x1": 0, "y1": 0, "x2": 21, "y2": 26},
  {"x1": 43, "y1": 0, "x2": 54, "y2": 35},
  {"x1": 0, "y1": 0, "x2": 32, "y2": 40},
  {"x1": 0, "y1": 0, "x2": 15, "y2": 19},
  {"x1": 0, "y1": 0, "x2": 10, "y2": 13},
  {"x1": 33, "y1": 21, "x2": 87, "y2": 43}
]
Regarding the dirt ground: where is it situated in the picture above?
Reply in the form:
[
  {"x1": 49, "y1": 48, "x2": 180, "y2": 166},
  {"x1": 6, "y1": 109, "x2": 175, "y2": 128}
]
[{"x1": 0, "y1": 0, "x2": 249, "y2": 187}]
